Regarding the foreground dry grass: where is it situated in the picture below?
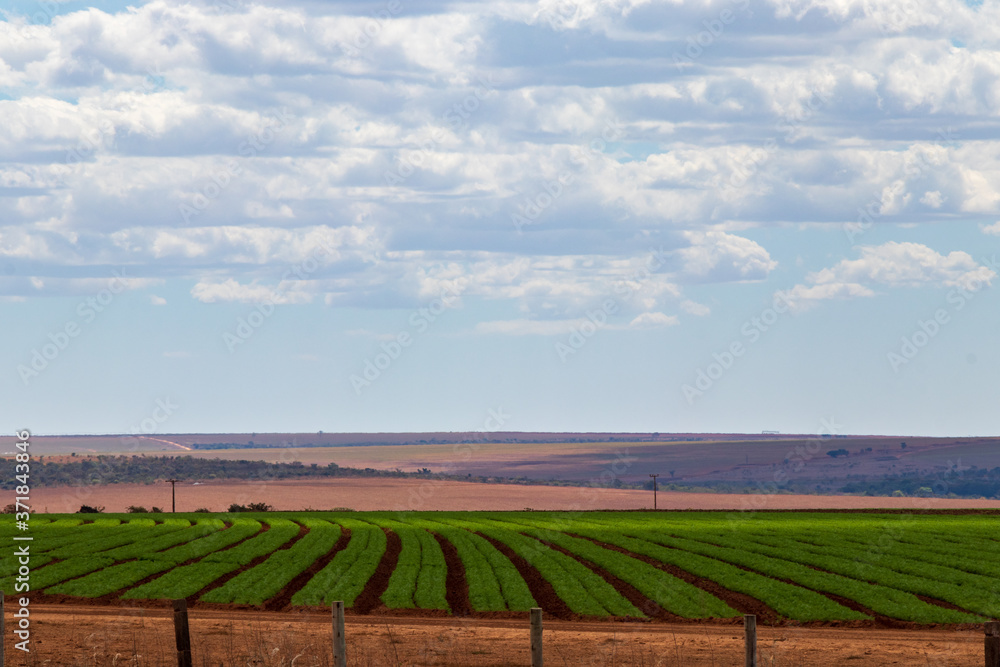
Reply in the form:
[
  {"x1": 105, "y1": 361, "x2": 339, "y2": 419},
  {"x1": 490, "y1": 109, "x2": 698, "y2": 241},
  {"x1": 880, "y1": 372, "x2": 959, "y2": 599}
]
[
  {"x1": 5, "y1": 606, "x2": 985, "y2": 666},
  {"x1": 29, "y1": 477, "x2": 1000, "y2": 513}
]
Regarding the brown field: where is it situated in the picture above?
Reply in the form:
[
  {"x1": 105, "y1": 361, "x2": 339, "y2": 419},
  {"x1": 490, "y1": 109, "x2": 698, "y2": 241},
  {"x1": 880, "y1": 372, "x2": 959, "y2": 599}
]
[
  {"x1": 0, "y1": 431, "x2": 829, "y2": 454},
  {"x1": 28, "y1": 477, "x2": 1000, "y2": 514},
  {"x1": 8, "y1": 432, "x2": 998, "y2": 491},
  {"x1": 4, "y1": 605, "x2": 986, "y2": 666}
]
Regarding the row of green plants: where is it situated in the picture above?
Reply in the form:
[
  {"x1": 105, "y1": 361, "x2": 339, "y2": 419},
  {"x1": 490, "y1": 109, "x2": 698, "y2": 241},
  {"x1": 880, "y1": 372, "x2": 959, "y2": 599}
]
[
  {"x1": 292, "y1": 518, "x2": 385, "y2": 606},
  {"x1": 3, "y1": 511, "x2": 997, "y2": 622},
  {"x1": 203, "y1": 518, "x2": 342, "y2": 605}
]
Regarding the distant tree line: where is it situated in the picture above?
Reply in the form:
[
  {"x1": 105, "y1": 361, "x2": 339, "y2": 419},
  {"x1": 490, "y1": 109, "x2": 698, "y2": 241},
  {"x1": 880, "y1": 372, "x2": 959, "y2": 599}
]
[
  {"x1": 663, "y1": 466, "x2": 1000, "y2": 499},
  {"x1": 0, "y1": 454, "x2": 597, "y2": 491},
  {"x1": 839, "y1": 466, "x2": 1000, "y2": 498},
  {"x1": 0, "y1": 455, "x2": 418, "y2": 489}
]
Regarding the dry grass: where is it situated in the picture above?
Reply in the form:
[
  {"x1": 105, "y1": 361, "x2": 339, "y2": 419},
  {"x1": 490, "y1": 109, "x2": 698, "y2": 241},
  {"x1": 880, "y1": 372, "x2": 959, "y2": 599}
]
[{"x1": 7, "y1": 609, "x2": 982, "y2": 667}]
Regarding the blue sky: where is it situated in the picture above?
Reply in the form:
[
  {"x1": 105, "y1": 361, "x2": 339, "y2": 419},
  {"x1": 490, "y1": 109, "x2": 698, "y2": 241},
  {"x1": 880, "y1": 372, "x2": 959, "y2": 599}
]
[{"x1": 1, "y1": 0, "x2": 998, "y2": 436}]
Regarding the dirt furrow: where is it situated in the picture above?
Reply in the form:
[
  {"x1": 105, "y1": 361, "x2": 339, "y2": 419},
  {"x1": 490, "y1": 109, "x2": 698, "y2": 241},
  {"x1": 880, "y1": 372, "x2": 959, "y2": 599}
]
[
  {"x1": 539, "y1": 539, "x2": 671, "y2": 621},
  {"x1": 433, "y1": 532, "x2": 471, "y2": 617},
  {"x1": 655, "y1": 536, "x2": 913, "y2": 627},
  {"x1": 263, "y1": 524, "x2": 352, "y2": 611},
  {"x1": 191, "y1": 521, "x2": 309, "y2": 605},
  {"x1": 352, "y1": 528, "x2": 402, "y2": 614},
  {"x1": 476, "y1": 533, "x2": 575, "y2": 620},
  {"x1": 572, "y1": 533, "x2": 779, "y2": 623}
]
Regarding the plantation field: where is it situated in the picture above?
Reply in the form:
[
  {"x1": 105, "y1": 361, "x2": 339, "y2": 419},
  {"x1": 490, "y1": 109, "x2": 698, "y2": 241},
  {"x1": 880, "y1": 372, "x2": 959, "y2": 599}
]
[{"x1": 4, "y1": 511, "x2": 999, "y2": 626}]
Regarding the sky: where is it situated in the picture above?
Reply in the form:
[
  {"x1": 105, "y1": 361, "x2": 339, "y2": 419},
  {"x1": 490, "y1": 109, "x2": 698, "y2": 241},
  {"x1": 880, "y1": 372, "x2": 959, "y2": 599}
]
[{"x1": 1, "y1": 0, "x2": 998, "y2": 437}]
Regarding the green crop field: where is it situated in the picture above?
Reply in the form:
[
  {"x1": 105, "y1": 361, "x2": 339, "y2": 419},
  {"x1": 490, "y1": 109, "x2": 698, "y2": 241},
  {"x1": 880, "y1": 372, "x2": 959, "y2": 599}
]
[{"x1": 4, "y1": 511, "x2": 998, "y2": 624}]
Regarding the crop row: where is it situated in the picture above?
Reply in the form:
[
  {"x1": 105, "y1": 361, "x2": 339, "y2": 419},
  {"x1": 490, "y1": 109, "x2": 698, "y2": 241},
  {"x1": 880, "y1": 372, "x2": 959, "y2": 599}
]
[
  {"x1": 203, "y1": 518, "x2": 340, "y2": 605},
  {"x1": 292, "y1": 518, "x2": 384, "y2": 606},
  {"x1": 496, "y1": 514, "x2": 861, "y2": 621},
  {"x1": 5, "y1": 511, "x2": 998, "y2": 622},
  {"x1": 364, "y1": 518, "x2": 446, "y2": 610},
  {"x1": 396, "y1": 516, "x2": 535, "y2": 612},
  {"x1": 442, "y1": 516, "x2": 641, "y2": 617}
]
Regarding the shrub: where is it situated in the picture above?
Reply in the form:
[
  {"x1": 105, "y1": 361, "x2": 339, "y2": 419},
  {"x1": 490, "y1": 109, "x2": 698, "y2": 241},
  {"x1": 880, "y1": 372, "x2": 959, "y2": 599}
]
[
  {"x1": 126, "y1": 505, "x2": 148, "y2": 513},
  {"x1": 77, "y1": 505, "x2": 105, "y2": 513},
  {"x1": 228, "y1": 502, "x2": 273, "y2": 513}
]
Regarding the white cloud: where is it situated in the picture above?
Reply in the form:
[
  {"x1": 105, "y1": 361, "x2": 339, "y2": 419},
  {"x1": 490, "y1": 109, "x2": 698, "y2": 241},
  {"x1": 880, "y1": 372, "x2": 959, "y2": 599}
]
[
  {"x1": 190, "y1": 278, "x2": 313, "y2": 304},
  {"x1": 982, "y1": 221, "x2": 1000, "y2": 236},
  {"x1": 810, "y1": 242, "x2": 993, "y2": 289},
  {"x1": 680, "y1": 299, "x2": 711, "y2": 316},
  {"x1": 627, "y1": 312, "x2": 679, "y2": 329},
  {"x1": 2, "y1": 0, "x2": 999, "y2": 328},
  {"x1": 779, "y1": 241, "x2": 996, "y2": 310},
  {"x1": 920, "y1": 191, "x2": 944, "y2": 209},
  {"x1": 149, "y1": 295, "x2": 167, "y2": 305},
  {"x1": 0, "y1": 274, "x2": 162, "y2": 298},
  {"x1": 777, "y1": 282, "x2": 876, "y2": 312},
  {"x1": 474, "y1": 319, "x2": 581, "y2": 336},
  {"x1": 679, "y1": 231, "x2": 777, "y2": 282}
]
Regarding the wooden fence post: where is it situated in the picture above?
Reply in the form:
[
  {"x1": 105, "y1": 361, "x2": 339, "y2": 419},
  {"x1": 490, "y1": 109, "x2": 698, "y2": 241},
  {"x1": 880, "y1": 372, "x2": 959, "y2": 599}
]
[
  {"x1": 172, "y1": 599, "x2": 192, "y2": 667},
  {"x1": 744, "y1": 614, "x2": 757, "y2": 667},
  {"x1": 332, "y1": 601, "x2": 347, "y2": 667},
  {"x1": 530, "y1": 607, "x2": 543, "y2": 667},
  {"x1": 986, "y1": 621, "x2": 1000, "y2": 667}
]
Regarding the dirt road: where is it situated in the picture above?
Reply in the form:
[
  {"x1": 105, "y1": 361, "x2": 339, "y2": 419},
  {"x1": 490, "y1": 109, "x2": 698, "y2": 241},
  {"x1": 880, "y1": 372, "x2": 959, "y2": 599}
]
[{"x1": 6, "y1": 604, "x2": 987, "y2": 666}]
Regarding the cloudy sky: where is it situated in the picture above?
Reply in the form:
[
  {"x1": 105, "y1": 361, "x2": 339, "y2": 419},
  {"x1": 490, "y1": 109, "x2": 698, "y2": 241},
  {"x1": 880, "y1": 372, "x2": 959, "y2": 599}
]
[{"x1": 2, "y1": 0, "x2": 998, "y2": 437}]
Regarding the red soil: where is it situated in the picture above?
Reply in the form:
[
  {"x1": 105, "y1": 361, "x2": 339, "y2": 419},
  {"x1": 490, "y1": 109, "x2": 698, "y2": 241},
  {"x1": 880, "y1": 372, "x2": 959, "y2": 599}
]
[
  {"x1": 25, "y1": 477, "x2": 1000, "y2": 513},
  {"x1": 4, "y1": 606, "x2": 990, "y2": 666}
]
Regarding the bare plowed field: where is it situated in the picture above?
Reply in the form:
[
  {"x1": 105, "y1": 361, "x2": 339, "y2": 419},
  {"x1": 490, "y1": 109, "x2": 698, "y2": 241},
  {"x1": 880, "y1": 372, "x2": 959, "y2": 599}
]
[{"x1": 29, "y1": 478, "x2": 1000, "y2": 513}]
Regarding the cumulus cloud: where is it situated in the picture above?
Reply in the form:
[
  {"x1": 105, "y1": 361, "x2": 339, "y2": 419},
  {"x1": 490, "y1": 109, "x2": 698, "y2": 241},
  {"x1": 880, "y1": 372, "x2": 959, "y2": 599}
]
[
  {"x1": 811, "y1": 242, "x2": 993, "y2": 289},
  {"x1": 778, "y1": 241, "x2": 996, "y2": 310},
  {"x1": 190, "y1": 278, "x2": 313, "y2": 304},
  {"x1": 680, "y1": 299, "x2": 711, "y2": 316},
  {"x1": 1, "y1": 0, "x2": 998, "y2": 327},
  {"x1": 678, "y1": 231, "x2": 777, "y2": 282},
  {"x1": 627, "y1": 312, "x2": 679, "y2": 329}
]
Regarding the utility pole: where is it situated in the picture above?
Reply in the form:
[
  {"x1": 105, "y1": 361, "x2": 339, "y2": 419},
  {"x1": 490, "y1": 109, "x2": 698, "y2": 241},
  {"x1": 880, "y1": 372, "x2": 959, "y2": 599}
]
[
  {"x1": 649, "y1": 473, "x2": 660, "y2": 510},
  {"x1": 165, "y1": 478, "x2": 181, "y2": 513}
]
